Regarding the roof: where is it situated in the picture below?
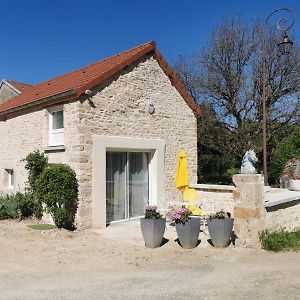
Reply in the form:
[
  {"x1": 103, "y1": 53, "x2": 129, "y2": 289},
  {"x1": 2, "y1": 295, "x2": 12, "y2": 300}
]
[
  {"x1": 0, "y1": 41, "x2": 200, "y2": 119},
  {"x1": 5, "y1": 80, "x2": 33, "y2": 93}
]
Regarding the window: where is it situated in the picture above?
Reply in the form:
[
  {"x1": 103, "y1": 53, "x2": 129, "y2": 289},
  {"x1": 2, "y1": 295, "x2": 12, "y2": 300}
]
[
  {"x1": 5, "y1": 169, "x2": 14, "y2": 189},
  {"x1": 49, "y1": 107, "x2": 64, "y2": 146}
]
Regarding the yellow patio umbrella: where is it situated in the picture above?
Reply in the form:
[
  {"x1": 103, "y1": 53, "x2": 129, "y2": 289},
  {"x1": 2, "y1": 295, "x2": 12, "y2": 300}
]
[
  {"x1": 175, "y1": 149, "x2": 202, "y2": 215},
  {"x1": 175, "y1": 149, "x2": 189, "y2": 192}
]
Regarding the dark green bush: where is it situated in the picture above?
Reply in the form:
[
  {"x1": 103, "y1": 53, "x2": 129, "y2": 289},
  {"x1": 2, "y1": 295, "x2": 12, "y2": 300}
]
[
  {"x1": 24, "y1": 150, "x2": 48, "y2": 193},
  {"x1": 259, "y1": 229, "x2": 300, "y2": 252},
  {"x1": 269, "y1": 127, "x2": 300, "y2": 184},
  {"x1": 0, "y1": 192, "x2": 40, "y2": 220},
  {"x1": 35, "y1": 164, "x2": 78, "y2": 230}
]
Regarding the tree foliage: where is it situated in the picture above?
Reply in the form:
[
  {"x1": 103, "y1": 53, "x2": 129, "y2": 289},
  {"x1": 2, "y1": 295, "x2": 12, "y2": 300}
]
[
  {"x1": 24, "y1": 150, "x2": 48, "y2": 193},
  {"x1": 174, "y1": 16, "x2": 300, "y2": 182},
  {"x1": 269, "y1": 127, "x2": 300, "y2": 184}
]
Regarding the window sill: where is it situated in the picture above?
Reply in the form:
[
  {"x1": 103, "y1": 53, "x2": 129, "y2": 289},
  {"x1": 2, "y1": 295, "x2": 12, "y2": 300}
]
[{"x1": 44, "y1": 145, "x2": 66, "y2": 153}]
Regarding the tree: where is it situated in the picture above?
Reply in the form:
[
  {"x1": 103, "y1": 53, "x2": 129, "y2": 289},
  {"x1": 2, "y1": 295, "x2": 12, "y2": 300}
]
[
  {"x1": 197, "y1": 103, "x2": 237, "y2": 184},
  {"x1": 174, "y1": 16, "x2": 300, "y2": 181},
  {"x1": 269, "y1": 127, "x2": 300, "y2": 184}
]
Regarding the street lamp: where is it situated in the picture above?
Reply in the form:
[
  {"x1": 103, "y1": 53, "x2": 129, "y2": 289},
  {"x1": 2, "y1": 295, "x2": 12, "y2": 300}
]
[{"x1": 262, "y1": 7, "x2": 295, "y2": 185}]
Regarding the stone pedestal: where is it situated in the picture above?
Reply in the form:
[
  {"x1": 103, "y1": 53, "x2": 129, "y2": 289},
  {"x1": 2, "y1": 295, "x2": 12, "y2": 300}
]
[{"x1": 232, "y1": 174, "x2": 265, "y2": 248}]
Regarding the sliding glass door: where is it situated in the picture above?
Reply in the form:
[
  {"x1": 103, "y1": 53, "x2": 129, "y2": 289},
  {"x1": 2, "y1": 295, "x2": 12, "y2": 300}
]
[{"x1": 106, "y1": 152, "x2": 149, "y2": 223}]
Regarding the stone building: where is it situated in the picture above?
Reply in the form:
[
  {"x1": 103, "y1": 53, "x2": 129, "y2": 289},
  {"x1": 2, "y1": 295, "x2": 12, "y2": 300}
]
[{"x1": 0, "y1": 41, "x2": 200, "y2": 228}]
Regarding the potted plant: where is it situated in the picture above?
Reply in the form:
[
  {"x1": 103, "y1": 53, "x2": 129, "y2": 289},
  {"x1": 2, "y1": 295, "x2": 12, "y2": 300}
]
[
  {"x1": 207, "y1": 210, "x2": 233, "y2": 248},
  {"x1": 171, "y1": 207, "x2": 200, "y2": 249},
  {"x1": 289, "y1": 175, "x2": 300, "y2": 191},
  {"x1": 140, "y1": 205, "x2": 166, "y2": 248}
]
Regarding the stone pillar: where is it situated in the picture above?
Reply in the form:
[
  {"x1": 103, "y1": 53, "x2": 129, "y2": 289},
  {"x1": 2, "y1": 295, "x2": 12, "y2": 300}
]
[{"x1": 232, "y1": 174, "x2": 265, "y2": 248}]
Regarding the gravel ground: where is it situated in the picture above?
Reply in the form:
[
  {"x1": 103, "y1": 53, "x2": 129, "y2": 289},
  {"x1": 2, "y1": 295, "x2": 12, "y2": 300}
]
[{"x1": 0, "y1": 219, "x2": 299, "y2": 300}]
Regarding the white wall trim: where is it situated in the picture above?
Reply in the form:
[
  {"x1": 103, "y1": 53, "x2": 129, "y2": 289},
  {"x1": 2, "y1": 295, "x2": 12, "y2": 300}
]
[{"x1": 92, "y1": 135, "x2": 165, "y2": 229}]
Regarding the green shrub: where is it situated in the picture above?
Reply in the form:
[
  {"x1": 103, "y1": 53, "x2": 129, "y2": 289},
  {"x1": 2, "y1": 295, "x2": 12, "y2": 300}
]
[
  {"x1": 0, "y1": 192, "x2": 40, "y2": 220},
  {"x1": 35, "y1": 164, "x2": 78, "y2": 230},
  {"x1": 24, "y1": 150, "x2": 48, "y2": 193},
  {"x1": 259, "y1": 229, "x2": 300, "y2": 252}
]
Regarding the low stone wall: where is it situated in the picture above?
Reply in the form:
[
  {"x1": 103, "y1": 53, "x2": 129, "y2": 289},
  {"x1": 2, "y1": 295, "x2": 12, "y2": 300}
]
[
  {"x1": 169, "y1": 178, "x2": 300, "y2": 249},
  {"x1": 191, "y1": 184, "x2": 235, "y2": 214},
  {"x1": 265, "y1": 200, "x2": 300, "y2": 231},
  {"x1": 233, "y1": 174, "x2": 300, "y2": 248}
]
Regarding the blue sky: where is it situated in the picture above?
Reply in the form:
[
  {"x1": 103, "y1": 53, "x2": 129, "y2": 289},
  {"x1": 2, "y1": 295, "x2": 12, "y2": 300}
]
[{"x1": 1, "y1": 0, "x2": 300, "y2": 84}]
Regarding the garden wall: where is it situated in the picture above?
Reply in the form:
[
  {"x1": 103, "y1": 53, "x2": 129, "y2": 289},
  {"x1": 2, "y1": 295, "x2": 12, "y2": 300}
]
[
  {"x1": 265, "y1": 200, "x2": 300, "y2": 231},
  {"x1": 191, "y1": 184, "x2": 234, "y2": 214},
  {"x1": 233, "y1": 174, "x2": 300, "y2": 248}
]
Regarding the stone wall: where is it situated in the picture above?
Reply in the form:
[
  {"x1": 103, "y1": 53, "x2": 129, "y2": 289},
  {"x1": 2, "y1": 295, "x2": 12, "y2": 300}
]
[
  {"x1": 0, "y1": 102, "x2": 80, "y2": 193},
  {"x1": 192, "y1": 184, "x2": 234, "y2": 214},
  {"x1": 76, "y1": 54, "x2": 197, "y2": 227},
  {"x1": 265, "y1": 200, "x2": 300, "y2": 231},
  {"x1": 0, "y1": 54, "x2": 198, "y2": 228},
  {"x1": 233, "y1": 174, "x2": 300, "y2": 248}
]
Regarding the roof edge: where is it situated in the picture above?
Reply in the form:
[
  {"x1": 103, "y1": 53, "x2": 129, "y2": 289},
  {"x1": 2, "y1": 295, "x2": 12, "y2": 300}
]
[
  {"x1": 153, "y1": 50, "x2": 201, "y2": 116},
  {"x1": 76, "y1": 41, "x2": 156, "y2": 96},
  {"x1": 0, "y1": 89, "x2": 77, "y2": 121}
]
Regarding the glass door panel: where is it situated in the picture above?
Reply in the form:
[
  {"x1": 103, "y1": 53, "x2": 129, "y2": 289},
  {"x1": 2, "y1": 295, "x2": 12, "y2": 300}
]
[
  {"x1": 128, "y1": 152, "x2": 149, "y2": 218},
  {"x1": 106, "y1": 152, "x2": 126, "y2": 223},
  {"x1": 106, "y1": 151, "x2": 149, "y2": 223}
]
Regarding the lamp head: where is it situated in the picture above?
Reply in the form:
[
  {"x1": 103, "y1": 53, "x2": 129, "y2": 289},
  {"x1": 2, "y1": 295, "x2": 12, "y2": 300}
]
[{"x1": 278, "y1": 32, "x2": 293, "y2": 55}]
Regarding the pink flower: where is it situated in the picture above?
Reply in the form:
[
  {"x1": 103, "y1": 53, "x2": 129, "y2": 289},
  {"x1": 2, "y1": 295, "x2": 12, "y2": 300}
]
[{"x1": 145, "y1": 205, "x2": 157, "y2": 211}]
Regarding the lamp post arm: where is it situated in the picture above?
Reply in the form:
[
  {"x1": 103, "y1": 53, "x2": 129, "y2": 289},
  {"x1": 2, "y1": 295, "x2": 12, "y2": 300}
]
[{"x1": 265, "y1": 7, "x2": 295, "y2": 31}]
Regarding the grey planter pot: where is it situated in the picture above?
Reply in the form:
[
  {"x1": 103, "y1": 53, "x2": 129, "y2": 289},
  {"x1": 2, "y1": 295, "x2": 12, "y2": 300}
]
[
  {"x1": 175, "y1": 217, "x2": 201, "y2": 249},
  {"x1": 140, "y1": 218, "x2": 166, "y2": 248},
  {"x1": 207, "y1": 218, "x2": 233, "y2": 248}
]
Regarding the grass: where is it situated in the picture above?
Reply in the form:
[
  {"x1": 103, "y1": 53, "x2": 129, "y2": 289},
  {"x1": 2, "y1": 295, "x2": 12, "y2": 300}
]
[
  {"x1": 27, "y1": 224, "x2": 56, "y2": 230},
  {"x1": 259, "y1": 229, "x2": 300, "y2": 252}
]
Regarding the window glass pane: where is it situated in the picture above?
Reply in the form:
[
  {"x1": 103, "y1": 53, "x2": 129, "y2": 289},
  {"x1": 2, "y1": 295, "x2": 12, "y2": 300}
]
[
  {"x1": 106, "y1": 152, "x2": 126, "y2": 223},
  {"x1": 128, "y1": 152, "x2": 149, "y2": 218},
  {"x1": 5, "y1": 169, "x2": 14, "y2": 188},
  {"x1": 52, "y1": 111, "x2": 64, "y2": 129},
  {"x1": 106, "y1": 151, "x2": 149, "y2": 222},
  {"x1": 10, "y1": 170, "x2": 14, "y2": 187}
]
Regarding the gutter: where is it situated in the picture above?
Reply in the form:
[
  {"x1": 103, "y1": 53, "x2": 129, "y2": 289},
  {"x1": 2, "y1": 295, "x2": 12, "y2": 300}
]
[{"x1": 0, "y1": 89, "x2": 77, "y2": 121}]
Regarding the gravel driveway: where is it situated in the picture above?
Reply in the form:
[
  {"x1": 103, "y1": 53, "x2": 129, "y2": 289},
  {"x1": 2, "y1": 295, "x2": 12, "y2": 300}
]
[{"x1": 0, "y1": 219, "x2": 299, "y2": 300}]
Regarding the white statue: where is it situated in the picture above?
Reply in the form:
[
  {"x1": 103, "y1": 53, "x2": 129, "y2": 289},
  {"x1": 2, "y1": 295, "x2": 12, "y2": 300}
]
[{"x1": 241, "y1": 150, "x2": 258, "y2": 174}]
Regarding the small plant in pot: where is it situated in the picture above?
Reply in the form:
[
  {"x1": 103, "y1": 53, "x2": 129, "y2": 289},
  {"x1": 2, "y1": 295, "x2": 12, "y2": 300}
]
[
  {"x1": 140, "y1": 205, "x2": 166, "y2": 248},
  {"x1": 207, "y1": 210, "x2": 233, "y2": 248},
  {"x1": 171, "y1": 207, "x2": 200, "y2": 249}
]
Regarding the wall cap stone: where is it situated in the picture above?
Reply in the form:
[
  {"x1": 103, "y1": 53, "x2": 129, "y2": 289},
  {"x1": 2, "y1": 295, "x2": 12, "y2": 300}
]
[{"x1": 233, "y1": 174, "x2": 264, "y2": 186}]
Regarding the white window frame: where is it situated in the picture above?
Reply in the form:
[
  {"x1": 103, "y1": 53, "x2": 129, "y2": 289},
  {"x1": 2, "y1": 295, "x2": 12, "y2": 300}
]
[{"x1": 48, "y1": 106, "x2": 64, "y2": 146}]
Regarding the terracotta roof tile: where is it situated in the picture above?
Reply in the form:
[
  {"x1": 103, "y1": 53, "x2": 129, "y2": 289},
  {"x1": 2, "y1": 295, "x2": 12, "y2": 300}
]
[{"x1": 0, "y1": 41, "x2": 200, "y2": 118}]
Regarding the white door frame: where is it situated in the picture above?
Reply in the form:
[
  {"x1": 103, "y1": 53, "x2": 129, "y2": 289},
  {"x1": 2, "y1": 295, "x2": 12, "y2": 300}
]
[{"x1": 92, "y1": 135, "x2": 165, "y2": 229}]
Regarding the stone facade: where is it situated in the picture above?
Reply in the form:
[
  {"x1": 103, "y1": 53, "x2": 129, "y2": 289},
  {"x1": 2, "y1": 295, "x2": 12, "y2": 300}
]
[
  {"x1": 76, "y1": 55, "x2": 197, "y2": 227},
  {"x1": 0, "y1": 102, "x2": 80, "y2": 194},
  {"x1": 0, "y1": 54, "x2": 197, "y2": 228}
]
